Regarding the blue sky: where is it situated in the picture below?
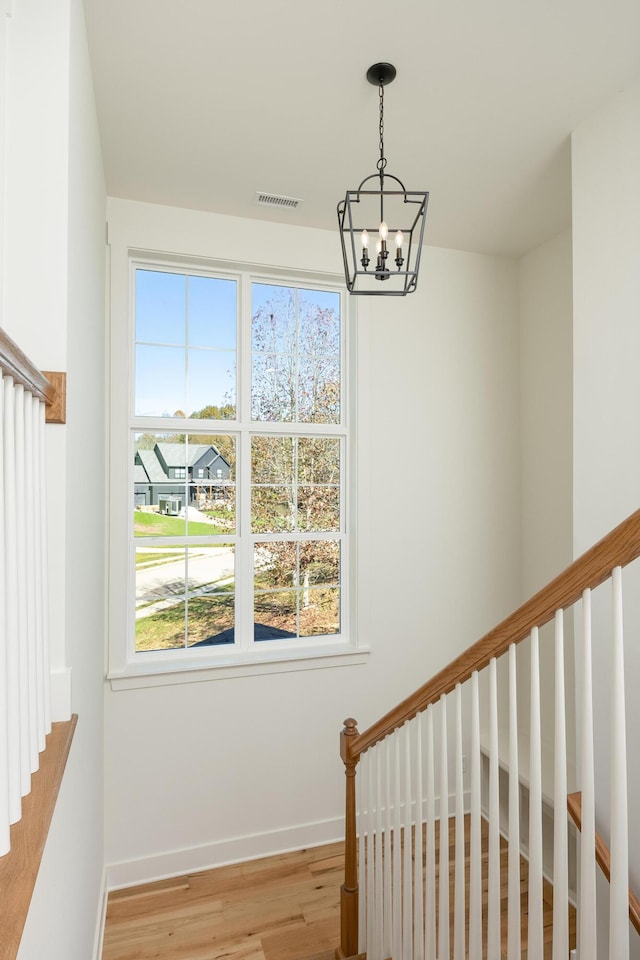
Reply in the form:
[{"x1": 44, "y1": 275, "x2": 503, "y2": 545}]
[
  {"x1": 135, "y1": 269, "x2": 237, "y2": 416},
  {"x1": 134, "y1": 270, "x2": 340, "y2": 418}
]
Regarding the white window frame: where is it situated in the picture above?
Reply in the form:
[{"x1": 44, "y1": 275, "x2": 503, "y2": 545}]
[{"x1": 108, "y1": 251, "x2": 365, "y2": 689}]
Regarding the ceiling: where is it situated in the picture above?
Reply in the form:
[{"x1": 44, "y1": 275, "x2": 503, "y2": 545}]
[{"x1": 83, "y1": 0, "x2": 640, "y2": 258}]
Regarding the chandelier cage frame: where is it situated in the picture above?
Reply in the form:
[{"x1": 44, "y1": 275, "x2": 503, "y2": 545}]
[{"x1": 337, "y1": 63, "x2": 429, "y2": 297}]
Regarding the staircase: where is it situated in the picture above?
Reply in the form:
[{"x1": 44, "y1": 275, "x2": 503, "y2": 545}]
[
  {"x1": 366, "y1": 812, "x2": 577, "y2": 959},
  {"x1": 336, "y1": 510, "x2": 640, "y2": 960}
]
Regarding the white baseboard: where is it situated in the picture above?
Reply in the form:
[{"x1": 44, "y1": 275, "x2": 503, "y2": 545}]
[
  {"x1": 92, "y1": 868, "x2": 108, "y2": 960},
  {"x1": 105, "y1": 787, "x2": 474, "y2": 892},
  {"x1": 105, "y1": 815, "x2": 345, "y2": 891},
  {"x1": 105, "y1": 791, "x2": 472, "y2": 891}
]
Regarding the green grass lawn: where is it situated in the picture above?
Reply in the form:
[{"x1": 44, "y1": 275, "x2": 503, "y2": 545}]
[
  {"x1": 134, "y1": 510, "x2": 225, "y2": 537},
  {"x1": 136, "y1": 591, "x2": 234, "y2": 650}
]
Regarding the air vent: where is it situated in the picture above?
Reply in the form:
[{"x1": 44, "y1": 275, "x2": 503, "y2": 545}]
[{"x1": 255, "y1": 191, "x2": 303, "y2": 210}]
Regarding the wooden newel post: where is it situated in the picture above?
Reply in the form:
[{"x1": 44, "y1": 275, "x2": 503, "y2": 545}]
[{"x1": 338, "y1": 717, "x2": 360, "y2": 960}]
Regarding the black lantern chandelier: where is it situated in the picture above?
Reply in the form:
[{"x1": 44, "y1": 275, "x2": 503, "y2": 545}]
[{"x1": 337, "y1": 63, "x2": 429, "y2": 296}]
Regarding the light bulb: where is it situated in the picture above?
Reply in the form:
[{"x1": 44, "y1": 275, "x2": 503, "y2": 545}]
[
  {"x1": 379, "y1": 221, "x2": 388, "y2": 242},
  {"x1": 361, "y1": 229, "x2": 369, "y2": 249},
  {"x1": 395, "y1": 230, "x2": 404, "y2": 248}
]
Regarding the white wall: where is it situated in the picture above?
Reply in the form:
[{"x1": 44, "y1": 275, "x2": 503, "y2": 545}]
[
  {"x1": 516, "y1": 229, "x2": 575, "y2": 791},
  {"x1": 572, "y1": 79, "x2": 640, "y2": 550},
  {"x1": 4, "y1": 0, "x2": 71, "y2": 715},
  {"x1": 518, "y1": 229, "x2": 573, "y2": 599},
  {"x1": 572, "y1": 78, "x2": 640, "y2": 948},
  {"x1": 104, "y1": 199, "x2": 521, "y2": 884},
  {"x1": 3, "y1": 0, "x2": 107, "y2": 956}
]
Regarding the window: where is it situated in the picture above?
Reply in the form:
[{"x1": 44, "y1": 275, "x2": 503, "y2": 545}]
[{"x1": 111, "y1": 258, "x2": 359, "y2": 684}]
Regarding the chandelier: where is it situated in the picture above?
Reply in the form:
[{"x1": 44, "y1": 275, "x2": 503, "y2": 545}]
[{"x1": 337, "y1": 63, "x2": 429, "y2": 296}]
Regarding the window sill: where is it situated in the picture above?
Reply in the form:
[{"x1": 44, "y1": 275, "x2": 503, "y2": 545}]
[
  {"x1": 0, "y1": 715, "x2": 77, "y2": 960},
  {"x1": 108, "y1": 645, "x2": 370, "y2": 691}
]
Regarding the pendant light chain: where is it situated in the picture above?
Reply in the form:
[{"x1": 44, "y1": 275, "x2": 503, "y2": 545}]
[
  {"x1": 377, "y1": 83, "x2": 387, "y2": 178},
  {"x1": 377, "y1": 82, "x2": 387, "y2": 224}
]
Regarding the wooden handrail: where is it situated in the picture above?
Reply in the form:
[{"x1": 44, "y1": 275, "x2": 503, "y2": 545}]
[
  {"x1": 348, "y1": 507, "x2": 640, "y2": 761},
  {"x1": 567, "y1": 791, "x2": 640, "y2": 936},
  {"x1": 0, "y1": 328, "x2": 55, "y2": 407}
]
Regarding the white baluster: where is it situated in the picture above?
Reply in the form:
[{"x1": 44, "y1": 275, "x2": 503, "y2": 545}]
[
  {"x1": 609, "y1": 567, "x2": 629, "y2": 960},
  {"x1": 14, "y1": 383, "x2": 31, "y2": 794},
  {"x1": 38, "y1": 400, "x2": 50, "y2": 731},
  {"x1": 383, "y1": 736, "x2": 392, "y2": 960},
  {"x1": 439, "y1": 694, "x2": 450, "y2": 960},
  {"x1": 24, "y1": 392, "x2": 38, "y2": 772},
  {"x1": 507, "y1": 643, "x2": 521, "y2": 960},
  {"x1": 4, "y1": 377, "x2": 21, "y2": 824},
  {"x1": 393, "y1": 732, "x2": 403, "y2": 960},
  {"x1": 33, "y1": 398, "x2": 46, "y2": 750},
  {"x1": 488, "y1": 657, "x2": 501, "y2": 957},
  {"x1": 367, "y1": 748, "x2": 376, "y2": 957},
  {"x1": 469, "y1": 672, "x2": 482, "y2": 960},
  {"x1": 0, "y1": 373, "x2": 8, "y2": 855},
  {"x1": 414, "y1": 715, "x2": 424, "y2": 960},
  {"x1": 553, "y1": 609, "x2": 569, "y2": 960},
  {"x1": 375, "y1": 744, "x2": 384, "y2": 959},
  {"x1": 454, "y1": 683, "x2": 466, "y2": 960},
  {"x1": 528, "y1": 627, "x2": 543, "y2": 960},
  {"x1": 403, "y1": 724, "x2": 413, "y2": 960},
  {"x1": 580, "y1": 588, "x2": 597, "y2": 960},
  {"x1": 425, "y1": 706, "x2": 436, "y2": 960}
]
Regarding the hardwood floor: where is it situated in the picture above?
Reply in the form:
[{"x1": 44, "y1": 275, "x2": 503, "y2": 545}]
[
  {"x1": 102, "y1": 844, "x2": 344, "y2": 960},
  {"x1": 102, "y1": 818, "x2": 575, "y2": 960}
]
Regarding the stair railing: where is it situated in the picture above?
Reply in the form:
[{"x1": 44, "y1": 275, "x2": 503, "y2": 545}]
[
  {"x1": 0, "y1": 329, "x2": 78, "y2": 960},
  {"x1": 0, "y1": 327, "x2": 57, "y2": 855},
  {"x1": 338, "y1": 508, "x2": 640, "y2": 960},
  {"x1": 567, "y1": 791, "x2": 640, "y2": 937}
]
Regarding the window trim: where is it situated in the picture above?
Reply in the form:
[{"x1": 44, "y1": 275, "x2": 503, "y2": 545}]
[{"x1": 108, "y1": 251, "x2": 364, "y2": 687}]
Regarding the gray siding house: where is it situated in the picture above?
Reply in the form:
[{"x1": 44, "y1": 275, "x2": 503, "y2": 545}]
[{"x1": 134, "y1": 442, "x2": 231, "y2": 510}]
